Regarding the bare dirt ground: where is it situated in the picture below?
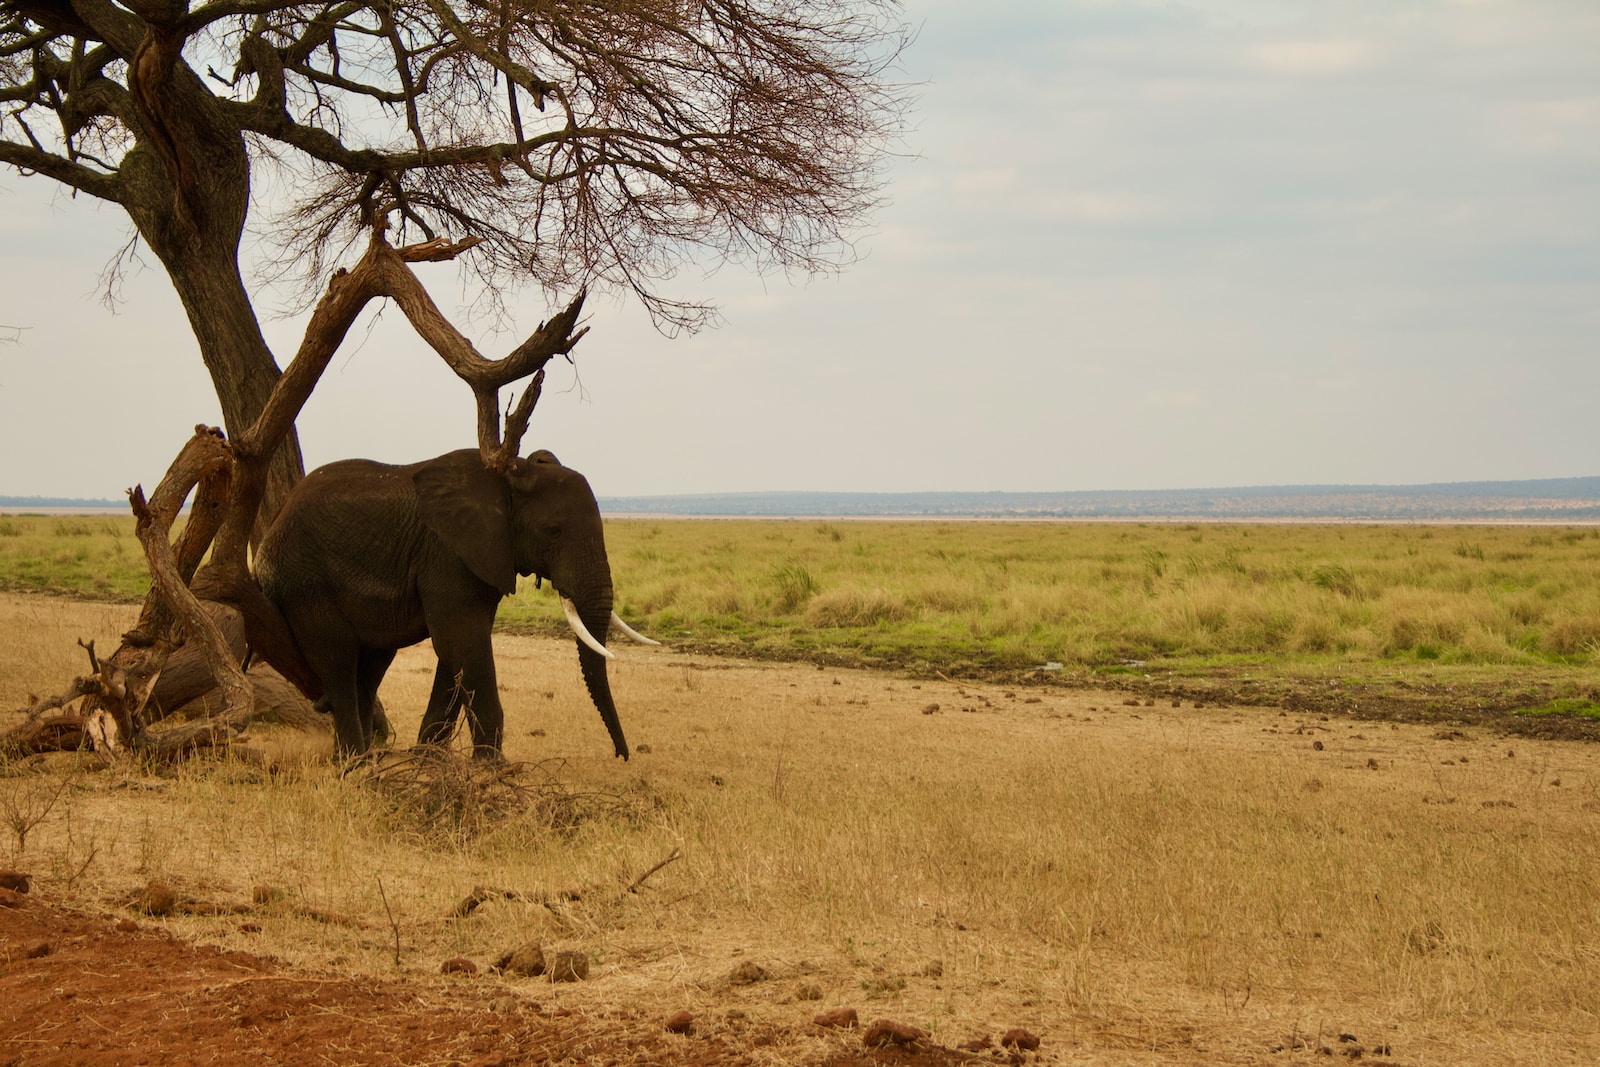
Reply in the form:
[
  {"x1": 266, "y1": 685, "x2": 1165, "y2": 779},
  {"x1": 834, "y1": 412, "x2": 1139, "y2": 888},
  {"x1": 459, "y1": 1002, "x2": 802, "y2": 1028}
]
[
  {"x1": 2, "y1": 595, "x2": 1598, "y2": 1066},
  {"x1": 0, "y1": 895, "x2": 1416, "y2": 1067}
]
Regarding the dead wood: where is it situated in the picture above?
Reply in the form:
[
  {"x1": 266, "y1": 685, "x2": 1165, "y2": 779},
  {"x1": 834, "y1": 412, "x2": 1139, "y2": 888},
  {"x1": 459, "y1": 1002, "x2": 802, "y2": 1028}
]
[
  {"x1": 452, "y1": 883, "x2": 583, "y2": 919},
  {"x1": 0, "y1": 714, "x2": 91, "y2": 758},
  {"x1": 451, "y1": 848, "x2": 682, "y2": 919},
  {"x1": 626, "y1": 848, "x2": 684, "y2": 894}
]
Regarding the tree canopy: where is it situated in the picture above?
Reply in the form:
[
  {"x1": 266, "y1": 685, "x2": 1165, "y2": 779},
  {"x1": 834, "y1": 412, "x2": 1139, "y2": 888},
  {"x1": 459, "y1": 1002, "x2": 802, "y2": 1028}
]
[{"x1": 2, "y1": 0, "x2": 909, "y2": 514}]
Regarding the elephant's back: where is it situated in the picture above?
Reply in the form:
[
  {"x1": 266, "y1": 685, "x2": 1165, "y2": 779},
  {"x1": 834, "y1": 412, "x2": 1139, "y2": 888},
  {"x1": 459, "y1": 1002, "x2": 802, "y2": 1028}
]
[{"x1": 255, "y1": 459, "x2": 425, "y2": 599}]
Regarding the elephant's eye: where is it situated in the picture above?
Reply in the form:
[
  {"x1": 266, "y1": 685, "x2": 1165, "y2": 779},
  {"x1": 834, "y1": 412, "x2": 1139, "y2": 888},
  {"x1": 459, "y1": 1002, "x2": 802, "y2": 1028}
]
[{"x1": 544, "y1": 523, "x2": 563, "y2": 540}]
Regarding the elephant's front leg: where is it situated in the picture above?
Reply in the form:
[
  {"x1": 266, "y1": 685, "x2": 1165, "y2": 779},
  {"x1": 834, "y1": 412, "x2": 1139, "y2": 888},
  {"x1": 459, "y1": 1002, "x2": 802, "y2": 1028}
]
[
  {"x1": 418, "y1": 604, "x2": 505, "y2": 758},
  {"x1": 418, "y1": 659, "x2": 469, "y2": 747}
]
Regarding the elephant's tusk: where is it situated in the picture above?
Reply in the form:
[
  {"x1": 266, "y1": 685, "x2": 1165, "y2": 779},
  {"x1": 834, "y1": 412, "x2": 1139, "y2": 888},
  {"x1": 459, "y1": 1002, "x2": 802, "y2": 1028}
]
[
  {"x1": 610, "y1": 611, "x2": 662, "y2": 646},
  {"x1": 561, "y1": 596, "x2": 615, "y2": 659}
]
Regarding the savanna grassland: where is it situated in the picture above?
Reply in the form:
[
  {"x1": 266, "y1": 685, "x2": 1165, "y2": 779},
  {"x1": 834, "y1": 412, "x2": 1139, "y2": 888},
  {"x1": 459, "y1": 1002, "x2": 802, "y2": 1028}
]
[
  {"x1": 9, "y1": 514, "x2": 1600, "y2": 691},
  {"x1": 1, "y1": 519, "x2": 1599, "y2": 1064}
]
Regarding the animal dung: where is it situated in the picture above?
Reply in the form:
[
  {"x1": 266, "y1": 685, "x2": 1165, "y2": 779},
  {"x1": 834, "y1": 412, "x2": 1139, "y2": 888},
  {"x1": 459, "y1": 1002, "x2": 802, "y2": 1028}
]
[
  {"x1": 728, "y1": 960, "x2": 769, "y2": 985},
  {"x1": 496, "y1": 941, "x2": 546, "y2": 977},
  {"x1": 0, "y1": 871, "x2": 30, "y2": 894},
  {"x1": 813, "y1": 1007, "x2": 859, "y2": 1029},
  {"x1": 548, "y1": 951, "x2": 590, "y2": 982},
  {"x1": 1002, "y1": 1028, "x2": 1041, "y2": 1051},
  {"x1": 440, "y1": 956, "x2": 478, "y2": 975},
  {"x1": 863, "y1": 1019, "x2": 926, "y2": 1047},
  {"x1": 136, "y1": 881, "x2": 177, "y2": 917},
  {"x1": 664, "y1": 1010, "x2": 695, "y2": 1034}
]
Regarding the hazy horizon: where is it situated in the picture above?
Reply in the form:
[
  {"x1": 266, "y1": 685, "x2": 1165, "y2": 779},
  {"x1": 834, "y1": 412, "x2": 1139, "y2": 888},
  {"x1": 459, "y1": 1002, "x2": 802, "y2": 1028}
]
[{"x1": 10, "y1": 472, "x2": 1600, "y2": 523}]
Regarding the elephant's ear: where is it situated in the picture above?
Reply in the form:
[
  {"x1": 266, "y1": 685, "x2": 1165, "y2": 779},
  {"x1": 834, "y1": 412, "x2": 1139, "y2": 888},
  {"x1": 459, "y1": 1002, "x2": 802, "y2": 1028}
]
[{"x1": 412, "y1": 455, "x2": 517, "y2": 595}]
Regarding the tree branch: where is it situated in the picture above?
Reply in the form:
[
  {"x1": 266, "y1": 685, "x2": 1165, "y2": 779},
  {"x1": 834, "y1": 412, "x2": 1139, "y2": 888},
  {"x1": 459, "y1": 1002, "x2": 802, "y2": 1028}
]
[{"x1": 0, "y1": 139, "x2": 121, "y2": 199}]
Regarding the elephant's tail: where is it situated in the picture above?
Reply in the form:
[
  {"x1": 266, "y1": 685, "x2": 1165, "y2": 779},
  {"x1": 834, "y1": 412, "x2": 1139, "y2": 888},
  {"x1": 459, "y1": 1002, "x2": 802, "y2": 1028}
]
[{"x1": 190, "y1": 562, "x2": 325, "y2": 701}]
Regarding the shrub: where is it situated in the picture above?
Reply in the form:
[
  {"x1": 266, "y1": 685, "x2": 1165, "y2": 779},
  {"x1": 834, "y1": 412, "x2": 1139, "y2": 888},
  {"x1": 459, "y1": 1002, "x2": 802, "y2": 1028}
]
[
  {"x1": 771, "y1": 562, "x2": 820, "y2": 612},
  {"x1": 1309, "y1": 562, "x2": 1359, "y2": 598},
  {"x1": 1542, "y1": 616, "x2": 1600, "y2": 657},
  {"x1": 805, "y1": 586, "x2": 908, "y2": 627}
]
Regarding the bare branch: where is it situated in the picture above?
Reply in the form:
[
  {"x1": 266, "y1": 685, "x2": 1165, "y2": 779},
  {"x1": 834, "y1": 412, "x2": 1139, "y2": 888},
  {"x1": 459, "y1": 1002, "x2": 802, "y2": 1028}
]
[{"x1": 0, "y1": 139, "x2": 121, "y2": 199}]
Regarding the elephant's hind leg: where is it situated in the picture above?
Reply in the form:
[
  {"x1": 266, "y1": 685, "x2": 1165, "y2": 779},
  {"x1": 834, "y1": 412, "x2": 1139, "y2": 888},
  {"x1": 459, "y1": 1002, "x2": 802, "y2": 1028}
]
[
  {"x1": 288, "y1": 617, "x2": 366, "y2": 757},
  {"x1": 355, "y1": 647, "x2": 397, "y2": 751}
]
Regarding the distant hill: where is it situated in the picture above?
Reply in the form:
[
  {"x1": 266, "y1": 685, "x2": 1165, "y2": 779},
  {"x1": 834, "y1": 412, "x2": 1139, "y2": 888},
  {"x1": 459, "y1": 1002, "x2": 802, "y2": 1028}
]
[
  {"x1": 10, "y1": 477, "x2": 1600, "y2": 521},
  {"x1": 600, "y1": 477, "x2": 1600, "y2": 521}
]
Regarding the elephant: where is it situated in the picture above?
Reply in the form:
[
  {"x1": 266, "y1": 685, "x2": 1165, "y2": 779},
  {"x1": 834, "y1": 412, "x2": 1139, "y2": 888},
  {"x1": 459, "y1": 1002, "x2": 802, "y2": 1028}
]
[{"x1": 250, "y1": 448, "x2": 654, "y2": 760}]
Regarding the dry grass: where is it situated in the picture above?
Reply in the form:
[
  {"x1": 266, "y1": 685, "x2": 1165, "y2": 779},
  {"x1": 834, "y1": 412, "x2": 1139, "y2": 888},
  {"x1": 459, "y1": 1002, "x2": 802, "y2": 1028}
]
[{"x1": 3, "y1": 593, "x2": 1599, "y2": 1063}]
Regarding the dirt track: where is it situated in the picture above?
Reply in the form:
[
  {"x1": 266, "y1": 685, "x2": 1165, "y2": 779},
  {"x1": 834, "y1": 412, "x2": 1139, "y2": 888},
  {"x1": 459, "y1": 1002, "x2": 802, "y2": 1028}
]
[{"x1": 2, "y1": 896, "x2": 990, "y2": 1067}]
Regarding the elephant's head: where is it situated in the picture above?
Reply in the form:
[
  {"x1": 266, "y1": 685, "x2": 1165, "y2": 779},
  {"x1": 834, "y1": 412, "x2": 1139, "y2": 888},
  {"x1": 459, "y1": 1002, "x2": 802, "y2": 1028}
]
[{"x1": 413, "y1": 449, "x2": 635, "y2": 759}]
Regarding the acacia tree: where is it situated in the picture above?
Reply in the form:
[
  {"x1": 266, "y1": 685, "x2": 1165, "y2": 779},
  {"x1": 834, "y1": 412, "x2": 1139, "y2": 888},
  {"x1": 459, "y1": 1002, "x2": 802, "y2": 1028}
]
[
  {"x1": 0, "y1": 0, "x2": 908, "y2": 755},
  {"x1": 1, "y1": 0, "x2": 908, "y2": 521}
]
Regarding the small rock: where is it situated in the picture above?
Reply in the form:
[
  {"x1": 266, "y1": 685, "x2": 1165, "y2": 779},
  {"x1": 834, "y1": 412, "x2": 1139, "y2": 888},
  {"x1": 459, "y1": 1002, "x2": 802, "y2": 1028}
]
[
  {"x1": 664, "y1": 1010, "x2": 694, "y2": 1034},
  {"x1": 1143, "y1": 699, "x2": 1155, "y2": 707},
  {"x1": 136, "y1": 881, "x2": 176, "y2": 917},
  {"x1": 251, "y1": 885, "x2": 285, "y2": 905},
  {"x1": 239, "y1": 922, "x2": 261, "y2": 934},
  {"x1": 115, "y1": 918, "x2": 138, "y2": 933},
  {"x1": 796, "y1": 981, "x2": 824, "y2": 1001},
  {"x1": 0, "y1": 887, "x2": 25, "y2": 909},
  {"x1": 921, "y1": 703, "x2": 940, "y2": 715},
  {"x1": 863, "y1": 1019, "x2": 926, "y2": 1047},
  {"x1": 813, "y1": 1007, "x2": 859, "y2": 1028},
  {"x1": 488, "y1": 996, "x2": 520, "y2": 1014},
  {"x1": 728, "y1": 960, "x2": 768, "y2": 985},
  {"x1": 725, "y1": 1008, "x2": 747, "y2": 1021},
  {"x1": 1002, "y1": 1028, "x2": 1041, "y2": 1051},
  {"x1": 501, "y1": 941, "x2": 546, "y2": 977},
  {"x1": 635, "y1": 744, "x2": 653, "y2": 754},
  {"x1": 1367, "y1": 758, "x2": 1379, "y2": 770},
  {"x1": 0, "y1": 871, "x2": 30, "y2": 894},
  {"x1": 920, "y1": 959, "x2": 944, "y2": 978},
  {"x1": 1312, "y1": 740, "x2": 1325, "y2": 751},
  {"x1": 1171, "y1": 699, "x2": 1182, "y2": 707},
  {"x1": 22, "y1": 939, "x2": 50, "y2": 959},
  {"x1": 548, "y1": 950, "x2": 589, "y2": 982},
  {"x1": 440, "y1": 956, "x2": 478, "y2": 975}
]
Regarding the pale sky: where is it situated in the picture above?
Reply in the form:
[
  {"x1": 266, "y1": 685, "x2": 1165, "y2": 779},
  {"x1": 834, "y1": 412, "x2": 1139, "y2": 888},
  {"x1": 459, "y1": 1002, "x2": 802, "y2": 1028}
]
[{"x1": 2, "y1": 0, "x2": 1597, "y2": 499}]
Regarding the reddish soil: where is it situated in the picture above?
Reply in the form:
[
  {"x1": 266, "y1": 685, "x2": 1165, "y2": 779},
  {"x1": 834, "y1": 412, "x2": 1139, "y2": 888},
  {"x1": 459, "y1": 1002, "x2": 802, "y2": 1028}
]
[{"x1": 0, "y1": 897, "x2": 976, "y2": 1067}]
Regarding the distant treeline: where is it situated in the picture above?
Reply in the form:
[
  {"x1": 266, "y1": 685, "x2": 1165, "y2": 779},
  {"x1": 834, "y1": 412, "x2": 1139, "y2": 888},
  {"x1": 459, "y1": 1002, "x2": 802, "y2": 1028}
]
[
  {"x1": 10, "y1": 476, "x2": 1600, "y2": 521},
  {"x1": 600, "y1": 477, "x2": 1600, "y2": 521}
]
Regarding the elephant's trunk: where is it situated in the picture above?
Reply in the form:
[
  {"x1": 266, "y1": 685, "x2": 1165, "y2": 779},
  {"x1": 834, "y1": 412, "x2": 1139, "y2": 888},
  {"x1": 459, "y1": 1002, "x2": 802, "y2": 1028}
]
[{"x1": 574, "y1": 592, "x2": 629, "y2": 760}]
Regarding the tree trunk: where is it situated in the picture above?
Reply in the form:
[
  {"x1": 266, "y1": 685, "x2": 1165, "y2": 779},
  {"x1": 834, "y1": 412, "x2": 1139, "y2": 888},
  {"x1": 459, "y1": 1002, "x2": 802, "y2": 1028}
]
[{"x1": 115, "y1": 57, "x2": 306, "y2": 528}]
